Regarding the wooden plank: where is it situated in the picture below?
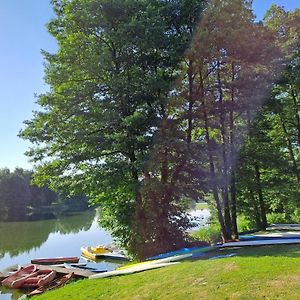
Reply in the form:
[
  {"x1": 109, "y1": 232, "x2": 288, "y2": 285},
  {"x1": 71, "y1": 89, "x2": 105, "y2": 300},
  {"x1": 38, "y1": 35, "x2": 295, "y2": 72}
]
[{"x1": 34, "y1": 264, "x2": 95, "y2": 278}]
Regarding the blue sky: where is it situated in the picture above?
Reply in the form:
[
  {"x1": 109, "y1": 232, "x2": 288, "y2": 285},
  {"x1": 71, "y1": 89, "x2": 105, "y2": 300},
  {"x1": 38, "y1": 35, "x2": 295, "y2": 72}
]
[{"x1": 0, "y1": 0, "x2": 299, "y2": 170}]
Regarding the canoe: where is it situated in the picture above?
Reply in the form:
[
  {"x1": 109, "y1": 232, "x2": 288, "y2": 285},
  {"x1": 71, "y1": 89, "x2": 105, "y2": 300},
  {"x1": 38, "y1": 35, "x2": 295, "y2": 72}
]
[
  {"x1": 31, "y1": 257, "x2": 79, "y2": 265},
  {"x1": 1, "y1": 264, "x2": 37, "y2": 289},
  {"x1": 267, "y1": 224, "x2": 300, "y2": 231},
  {"x1": 240, "y1": 232, "x2": 300, "y2": 241},
  {"x1": 81, "y1": 247, "x2": 129, "y2": 261},
  {"x1": 22, "y1": 269, "x2": 57, "y2": 289},
  {"x1": 146, "y1": 246, "x2": 215, "y2": 260},
  {"x1": 117, "y1": 253, "x2": 192, "y2": 270},
  {"x1": 147, "y1": 247, "x2": 203, "y2": 260},
  {"x1": 89, "y1": 262, "x2": 180, "y2": 279},
  {"x1": 28, "y1": 272, "x2": 74, "y2": 296},
  {"x1": 219, "y1": 238, "x2": 300, "y2": 248}
]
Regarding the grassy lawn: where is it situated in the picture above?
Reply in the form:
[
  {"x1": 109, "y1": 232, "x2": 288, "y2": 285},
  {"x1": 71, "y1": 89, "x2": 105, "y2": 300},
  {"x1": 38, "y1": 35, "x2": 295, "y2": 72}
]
[{"x1": 36, "y1": 245, "x2": 300, "y2": 300}]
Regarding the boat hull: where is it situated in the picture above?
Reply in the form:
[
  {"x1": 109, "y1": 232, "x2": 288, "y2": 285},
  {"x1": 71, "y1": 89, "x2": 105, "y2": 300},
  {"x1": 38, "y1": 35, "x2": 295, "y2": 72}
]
[
  {"x1": 31, "y1": 257, "x2": 79, "y2": 265},
  {"x1": 1, "y1": 264, "x2": 37, "y2": 289}
]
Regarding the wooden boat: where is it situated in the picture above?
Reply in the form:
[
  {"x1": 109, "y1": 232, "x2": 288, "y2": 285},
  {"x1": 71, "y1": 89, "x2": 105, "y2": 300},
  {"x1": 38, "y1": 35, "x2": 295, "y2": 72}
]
[
  {"x1": 31, "y1": 257, "x2": 79, "y2": 265},
  {"x1": 0, "y1": 264, "x2": 19, "y2": 282},
  {"x1": 89, "y1": 262, "x2": 180, "y2": 279},
  {"x1": 81, "y1": 247, "x2": 129, "y2": 261},
  {"x1": 22, "y1": 269, "x2": 57, "y2": 289},
  {"x1": 1, "y1": 264, "x2": 37, "y2": 289},
  {"x1": 28, "y1": 272, "x2": 74, "y2": 296}
]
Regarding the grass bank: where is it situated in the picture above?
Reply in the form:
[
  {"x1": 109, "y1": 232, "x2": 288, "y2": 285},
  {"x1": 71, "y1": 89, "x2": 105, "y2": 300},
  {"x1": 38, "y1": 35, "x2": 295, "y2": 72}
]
[{"x1": 36, "y1": 245, "x2": 300, "y2": 300}]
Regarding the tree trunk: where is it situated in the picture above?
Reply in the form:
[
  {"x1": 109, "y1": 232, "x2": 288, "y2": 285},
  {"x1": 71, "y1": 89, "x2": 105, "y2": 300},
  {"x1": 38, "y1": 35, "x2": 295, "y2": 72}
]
[
  {"x1": 280, "y1": 114, "x2": 300, "y2": 182},
  {"x1": 229, "y1": 62, "x2": 238, "y2": 239},
  {"x1": 254, "y1": 164, "x2": 267, "y2": 229},
  {"x1": 217, "y1": 62, "x2": 232, "y2": 237},
  {"x1": 290, "y1": 87, "x2": 300, "y2": 156}
]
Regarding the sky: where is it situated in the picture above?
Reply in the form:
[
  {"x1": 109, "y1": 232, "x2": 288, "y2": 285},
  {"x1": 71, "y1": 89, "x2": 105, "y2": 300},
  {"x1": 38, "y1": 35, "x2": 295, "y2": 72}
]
[{"x1": 0, "y1": 1, "x2": 299, "y2": 171}]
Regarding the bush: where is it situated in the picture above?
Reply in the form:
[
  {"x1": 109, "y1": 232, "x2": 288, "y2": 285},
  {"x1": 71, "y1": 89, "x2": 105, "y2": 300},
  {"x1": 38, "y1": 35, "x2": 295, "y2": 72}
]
[
  {"x1": 267, "y1": 213, "x2": 289, "y2": 224},
  {"x1": 237, "y1": 215, "x2": 253, "y2": 232},
  {"x1": 190, "y1": 223, "x2": 221, "y2": 244}
]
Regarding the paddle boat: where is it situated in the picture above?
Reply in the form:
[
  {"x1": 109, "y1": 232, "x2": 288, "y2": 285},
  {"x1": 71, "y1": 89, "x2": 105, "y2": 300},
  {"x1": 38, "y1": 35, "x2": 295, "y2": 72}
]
[
  {"x1": 31, "y1": 256, "x2": 79, "y2": 265},
  {"x1": 22, "y1": 269, "x2": 57, "y2": 289},
  {"x1": 81, "y1": 246, "x2": 129, "y2": 261},
  {"x1": 1, "y1": 264, "x2": 37, "y2": 289}
]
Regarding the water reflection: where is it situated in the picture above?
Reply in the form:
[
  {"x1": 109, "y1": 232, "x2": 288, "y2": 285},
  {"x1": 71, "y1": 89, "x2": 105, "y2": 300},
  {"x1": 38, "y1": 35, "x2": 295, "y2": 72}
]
[
  {"x1": 0, "y1": 209, "x2": 116, "y2": 300},
  {"x1": 0, "y1": 210, "x2": 96, "y2": 258}
]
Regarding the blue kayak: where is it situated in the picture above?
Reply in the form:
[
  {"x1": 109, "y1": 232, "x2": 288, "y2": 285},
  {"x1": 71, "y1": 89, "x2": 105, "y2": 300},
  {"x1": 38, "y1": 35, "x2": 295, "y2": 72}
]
[{"x1": 147, "y1": 246, "x2": 214, "y2": 260}]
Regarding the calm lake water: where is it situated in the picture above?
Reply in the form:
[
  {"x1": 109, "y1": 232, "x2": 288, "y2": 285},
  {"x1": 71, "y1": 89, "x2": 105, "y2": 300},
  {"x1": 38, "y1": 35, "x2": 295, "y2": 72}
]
[
  {"x1": 0, "y1": 209, "x2": 209, "y2": 299},
  {"x1": 0, "y1": 210, "x2": 119, "y2": 300}
]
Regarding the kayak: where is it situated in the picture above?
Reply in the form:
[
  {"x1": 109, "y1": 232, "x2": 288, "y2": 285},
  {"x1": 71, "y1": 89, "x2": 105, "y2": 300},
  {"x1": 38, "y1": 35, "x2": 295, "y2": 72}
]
[
  {"x1": 146, "y1": 247, "x2": 202, "y2": 260},
  {"x1": 63, "y1": 263, "x2": 107, "y2": 273},
  {"x1": 117, "y1": 253, "x2": 192, "y2": 270},
  {"x1": 31, "y1": 257, "x2": 79, "y2": 265},
  {"x1": 146, "y1": 246, "x2": 214, "y2": 260},
  {"x1": 89, "y1": 262, "x2": 180, "y2": 279},
  {"x1": 219, "y1": 238, "x2": 300, "y2": 248},
  {"x1": 2, "y1": 264, "x2": 37, "y2": 289}
]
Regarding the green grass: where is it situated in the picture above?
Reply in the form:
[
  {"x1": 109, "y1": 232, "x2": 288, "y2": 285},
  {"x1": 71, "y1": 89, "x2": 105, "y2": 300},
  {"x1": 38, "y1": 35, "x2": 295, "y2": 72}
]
[
  {"x1": 36, "y1": 245, "x2": 300, "y2": 300},
  {"x1": 195, "y1": 202, "x2": 208, "y2": 210}
]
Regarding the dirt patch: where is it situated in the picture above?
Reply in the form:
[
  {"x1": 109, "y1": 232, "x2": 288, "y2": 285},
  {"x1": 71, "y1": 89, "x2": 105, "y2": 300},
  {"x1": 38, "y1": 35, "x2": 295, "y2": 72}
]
[
  {"x1": 223, "y1": 262, "x2": 239, "y2": 272},
  {"x1": 268, "y1": 274, "x2": 300, "y2": 289}
]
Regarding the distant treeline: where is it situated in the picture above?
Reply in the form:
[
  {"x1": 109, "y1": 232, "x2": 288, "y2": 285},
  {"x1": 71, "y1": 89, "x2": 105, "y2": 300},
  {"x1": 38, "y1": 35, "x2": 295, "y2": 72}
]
[{"x1": 0, "y1": 168, "x2": 89, "y2": 222}]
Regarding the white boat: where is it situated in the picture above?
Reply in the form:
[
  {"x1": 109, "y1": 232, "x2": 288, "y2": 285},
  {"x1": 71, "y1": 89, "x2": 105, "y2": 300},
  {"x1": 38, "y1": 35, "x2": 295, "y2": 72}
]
[
  {"x1": 117, "y1": 253, "x2": 192, "y2": 270},
  {"x1": 89, "y1": 262, "x2": 180, "y2": 279},
  {"x1": 219, "y1": 238, "x2": 300, "y2": 248}
]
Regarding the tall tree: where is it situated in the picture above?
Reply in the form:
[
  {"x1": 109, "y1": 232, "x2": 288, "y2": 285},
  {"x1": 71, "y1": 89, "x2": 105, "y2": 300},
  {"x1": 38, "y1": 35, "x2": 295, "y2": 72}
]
[
  {"x1": 20, "y1": 0, "x2": 206, "y2": 258},
  {"x1": 180, "y1": 0, "x2": 280, "y2": 241}
]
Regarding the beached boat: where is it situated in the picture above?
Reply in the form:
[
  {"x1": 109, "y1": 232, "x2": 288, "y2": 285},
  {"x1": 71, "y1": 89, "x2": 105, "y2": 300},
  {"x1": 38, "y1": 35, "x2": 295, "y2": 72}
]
[
  {"x1": 81, "y1": 246, "x2": 129, "y2": 261},
  {"x1": 28, "y1": 272, "x2": 74, "y2": 296},
  {"x1": 117, "y1": 253, "x2": 192, "y2": 270},
  {"x1": 63, "y1": 263, "x2": 107, "y2": 273},
  {"x1": 0, "y1": 265, "x2": 19, "y2": 282},
  {"x1": 31, "y1": 257, "x2": 79, "y2": 265},
  {"x1": 22, "y1": 269, "x2": 57, "y2": 289},
  {"x1": 89, "y1": 262, "x2": 179, "y2": 279},
  {"x1": 146, "y1": 246, "x2": 215, "y2": 260},
  {"x1": 1, "y1": 264, "x2": 37, "y2": 289},
  {"x1": 219, "y1": 238, "x2": 300, "y2": 248}
]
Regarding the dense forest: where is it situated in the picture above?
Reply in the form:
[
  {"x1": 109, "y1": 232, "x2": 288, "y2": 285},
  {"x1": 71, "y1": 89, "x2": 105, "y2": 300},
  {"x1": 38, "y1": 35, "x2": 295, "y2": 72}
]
[
  {"x1": 20, "y1": 0, "x2": 300, "y2": 258},
  {"x1": 0, "y1": 168, "x2": 89, "y2": 222}
]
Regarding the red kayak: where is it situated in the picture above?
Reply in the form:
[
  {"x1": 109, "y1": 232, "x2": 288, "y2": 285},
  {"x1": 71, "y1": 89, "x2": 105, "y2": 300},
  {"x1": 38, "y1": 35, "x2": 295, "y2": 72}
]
[
  {"x1": 1, "y1": 264, "x2": 37, "y2": 289},
  {"x1": 31, "y1": 257, "x2": 79, "y2": 265},
  {"x1": 22, "y1": 269, "x2": 57, "y2": 289}
]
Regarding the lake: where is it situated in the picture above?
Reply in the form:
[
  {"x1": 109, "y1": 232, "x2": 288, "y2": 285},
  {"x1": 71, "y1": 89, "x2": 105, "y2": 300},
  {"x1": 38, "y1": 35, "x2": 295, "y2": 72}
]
[
  {"x1": 0, "y1": 210, "x2": 119, "y2": 300},
  {"x1": 0, "y1": 209, "x2": 209, "y2": 299}
]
